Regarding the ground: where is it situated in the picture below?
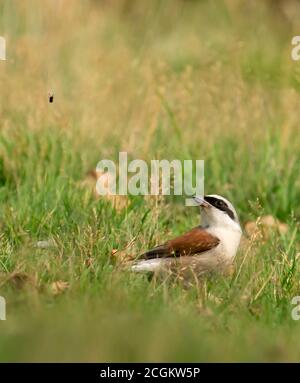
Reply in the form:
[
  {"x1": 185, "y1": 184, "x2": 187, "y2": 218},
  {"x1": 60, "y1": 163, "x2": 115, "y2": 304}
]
[{"x1": 0, "y1": 0, "x2": 300, "y2": 362}]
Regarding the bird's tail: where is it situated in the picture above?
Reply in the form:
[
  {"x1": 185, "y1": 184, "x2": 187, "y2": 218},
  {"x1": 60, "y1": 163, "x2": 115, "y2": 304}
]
[{"x1": 131, "y1": 258, "x2": 163, "y2": 273}]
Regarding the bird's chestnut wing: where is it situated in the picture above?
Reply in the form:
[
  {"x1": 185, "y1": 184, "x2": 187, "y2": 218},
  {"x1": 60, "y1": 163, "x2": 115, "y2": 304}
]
[{"x1": 140, "y1": 227, "x2": 220, "y2": 259}]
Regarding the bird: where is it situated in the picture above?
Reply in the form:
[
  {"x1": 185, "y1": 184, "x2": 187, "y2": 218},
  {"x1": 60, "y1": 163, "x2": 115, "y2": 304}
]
[{"x1": 131, "y1": 194, "x2": 242, "y2": 278}]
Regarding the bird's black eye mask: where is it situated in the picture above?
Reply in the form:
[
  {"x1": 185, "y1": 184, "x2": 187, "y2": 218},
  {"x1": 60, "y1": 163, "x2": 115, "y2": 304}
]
[{"x1": 204, "y1": 196, "x2": 235, "y2": 221}]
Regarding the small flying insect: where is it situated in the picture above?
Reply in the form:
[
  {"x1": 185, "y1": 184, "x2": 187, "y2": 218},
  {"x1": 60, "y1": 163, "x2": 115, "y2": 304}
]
[{"x1": 48, "y1": 92, "x2": 54, "y2": 103}]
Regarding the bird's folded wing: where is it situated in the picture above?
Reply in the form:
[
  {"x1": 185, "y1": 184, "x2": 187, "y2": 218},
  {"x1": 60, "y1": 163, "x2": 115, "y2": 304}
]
[{"x1": 140, "y1": 227, "x2": 220, "y2": 259}]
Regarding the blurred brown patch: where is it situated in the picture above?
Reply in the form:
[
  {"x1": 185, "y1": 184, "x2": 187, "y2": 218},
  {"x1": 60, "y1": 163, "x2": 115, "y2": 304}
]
[
  {"x1": 111, "y1": 248, "x2": 136, "y2": 265},
  {"x1": 51, "y1": 280, "x2": 70, "y2": 296},
  {"x1": 0, "y1": 271, "x2": 37, "y2": 290},
  {"x1": 245, "y1": 215, "x2": 288, "y2": 240},
  {"x1": 111, "y1": 236, "x2": 138, "y2": 265},
  {"x1": 81, "y1": 169, "x2": 129, "y2": 212}
]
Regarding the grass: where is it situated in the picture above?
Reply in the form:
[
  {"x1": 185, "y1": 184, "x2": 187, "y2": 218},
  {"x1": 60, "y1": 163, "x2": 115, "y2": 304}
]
[{"x1": 0, "y1": 0, "x2": 300, "y2": 361}]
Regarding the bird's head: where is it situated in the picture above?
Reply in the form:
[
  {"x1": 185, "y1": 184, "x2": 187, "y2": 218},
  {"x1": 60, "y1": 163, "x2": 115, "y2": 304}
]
[{"x1": 194, "y1": 194, "x2": 241, "y2": 232}]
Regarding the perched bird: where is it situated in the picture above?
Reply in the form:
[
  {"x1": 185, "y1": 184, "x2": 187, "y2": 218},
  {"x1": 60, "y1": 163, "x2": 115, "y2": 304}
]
[{"x1": 132, "y1": 195, "x2": 242, "y2": 278}]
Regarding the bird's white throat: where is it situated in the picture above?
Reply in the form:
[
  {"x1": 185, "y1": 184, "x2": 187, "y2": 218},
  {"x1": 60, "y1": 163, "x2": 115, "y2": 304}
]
[{"x1": 207, "y1": 225, "x2": 241, "y2": 260}]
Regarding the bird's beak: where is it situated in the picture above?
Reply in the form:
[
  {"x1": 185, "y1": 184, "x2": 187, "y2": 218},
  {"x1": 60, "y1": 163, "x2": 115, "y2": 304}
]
[{"x1": 193, "y1": 196, "x2": 211, "y2": 208}]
